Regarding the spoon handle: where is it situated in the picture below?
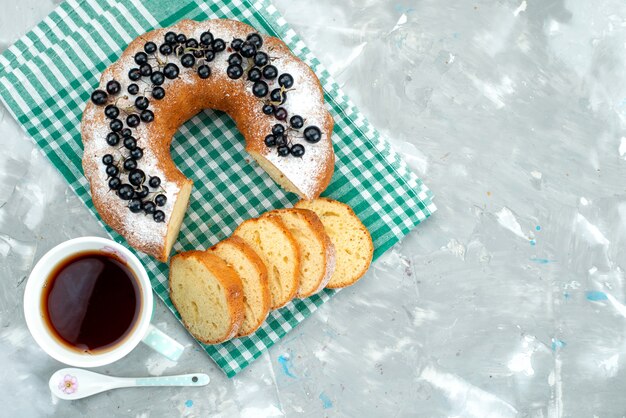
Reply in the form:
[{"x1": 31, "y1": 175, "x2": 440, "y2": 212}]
[
  {"x1": 134, "y1": 373, "x2": 210, "y2": 387},
  {"x1": 50, "y1": 368, "x2": 210, "y2": 400}
]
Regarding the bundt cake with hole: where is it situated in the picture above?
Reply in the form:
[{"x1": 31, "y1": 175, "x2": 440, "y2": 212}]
[
  {"x1": 262, "y1": 208, "x2": 335, "y2": 298},
  {"x1": 295, "y1": 198, "x2": 373, "y2": 288},
  {"x1": 81, "y1": 19, "x2": 335, "y2": 261}
]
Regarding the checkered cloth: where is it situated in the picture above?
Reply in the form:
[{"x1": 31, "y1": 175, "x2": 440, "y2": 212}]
[{"x1": 0, "y1": 0, "x2": 436, "y2": 377}]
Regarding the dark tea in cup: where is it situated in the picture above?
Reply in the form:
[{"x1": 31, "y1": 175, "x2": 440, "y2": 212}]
[{"x1": 41, "y1": 251, "x2": 142, "y2": 353}]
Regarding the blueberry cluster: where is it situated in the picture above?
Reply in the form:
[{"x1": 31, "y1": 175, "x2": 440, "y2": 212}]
[
  {"x1": 226, "y1": 33, "x2": 322, "y2": 158},
  {"x1": 101, "y1": 151, "x2": 167, "y2": 222},
  {"x1": 92, "y1": 79, "x2": 165, "y2": 221}
]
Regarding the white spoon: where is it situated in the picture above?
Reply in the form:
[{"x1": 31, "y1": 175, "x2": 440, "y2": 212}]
[{"x1": 50, "y1": 368, "x2": 210, "y2": 400}]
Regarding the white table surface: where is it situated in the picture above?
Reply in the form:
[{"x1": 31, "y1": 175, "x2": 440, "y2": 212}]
[{"x1": 2, "y1": 0, "x2": 626, "y2": 416}]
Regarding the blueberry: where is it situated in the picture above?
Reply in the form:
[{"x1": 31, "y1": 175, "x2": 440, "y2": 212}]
[
  {"x1": 246, "y1": 33, "x2": 263, "y2": 48},
  {"x1": 275, "y1": 135, "x2": 287, "y2": 147},
  {"x1": 264, "y1": 134, "x2": 276, "y2": 147},
  {"x1": 253, "y1": 51, "x2": 268, "y2": 67},
  {"x1": 252, "y1": 80, "x2": 269, "y2": 97},
  {"x1": 197, "y1": 65, "x2": 211, "y2": 79},
  {"x1": 200, "y1": 31, "x2": 214, "y2": 46},
  {"x1": 155, "y1": 194, "x2": 167, "y2": 206},
  {"x1": 130, "y1": 147, "x2": 143, "y2": 160},
  {"x1": 128, "y1": 169, "x2": 145, "y2": 186},
  {"x1": 164, "y1": 31, "x2": 177, "y2": 44},
  {"x1": 102, "y1": 154, "x2": 114, "y2": 165},
  {"x1": 240, "y1": 41, "x2": 256, "y2": 58},
  {"x1": 278, "y1": 73, "x2": 294, "y2": 89},
  {"x1": 123, "y1": 136, "x2": 137, "y2": 150},
  {"x1": 123, "y1": 158, "x2": 137, "y2": 171},
  {"x1": 143, "y1": 201, "x2": 156, "y2": 214},
  {"x1": 212, "y1": 38, "x2": 226, "y2": 52},
  {"x1": 159, "y1": 43, "x2": 173, "y2": 55},
  {"x1": 150, "y1": 71, "x2": 165, "y2": 85},
  {"x1": 139, "y1": 63, "x2": 152, "y2": 76},
  {"x1": 228, "y1": 53, "x2": 243, "y2": 66},
  {"x1": 290, "y1": 115, "x2": 304, "y2": 129},
  {"x1": 110, "y1": 119, "x2": 123, "y2": 132},
  {"x1": 104, "y1": 105, "x2": 119, "y2": 119},
  {"x1": 275, "y1": 107, "x2": 288, "y2": 121},
  {"x1": 91, "y1": 90, "x2": 108, "y2": 105},
  {"x1": 135, "y1": 96, "x2": 149, "y2": 110},
  {"x1": 134, "y1": 52, "x2": 148, "y2": 65},
  {"x1": 126, "y1": 114, "x2": 140, "y2": 128},
  {"x1": 270, "y1": 88, "x2": 285, "y2": 104},
  {"x1": 127, "y1": 83, "x2": 139, "y2": 95},
  {"x1": 303, "y1": 126, "x2": 322, "y2": 143},
  {"x1": 128, "y1": 68, "x2": 141, "y2": 81},
  {"x1": 262, "y1": 104, "x2": 275, "y2": 115},
  {"x1": 134, "y1": 185, "x2": 149, "y2": 199},
  {"x1": 231, "y1": 38, "x2": 243, "y2": 51},
  {"x1": 227, "y1": 64, "x2": 243, "y2": 79},
  {"x1": 108, "y1": 176, "x2": 121, "y2": 190},
  {"x1": 140, "y1": 110, "x2": 154, "y2": 122},
  {"x1": 152, "y1": 86, "x2": 165, "y2": 100},
  {"x1": 106, "y1": 80, "x2": 121, "y2": 95},
  {"x1": 248, "y1": 67, "x2": 262, "y2": 82},
  {"x1": 277, "y1": 145, "x2": 290, "y2": 157},
  {"x1": 173, "y1": 44, "x2": 184, "y2": 56},
  {"x1": 290, "y1": 143, "x2": 305, "y2": 157},
  {"x1": 128, "y1": 198, "x2": 143, "y2": 213},
  {"x1": 163, "y1": 63, "x2": 179, "y2": 79},
  {"x1": 153, "y1": 210, "x2": 166, "y2": 222},
  {"x1": 181, "y1": 53, "x2": 195, "y2": 68},
  {"x1": 148, "y1": 176, "x2": 161, "y2": 188},
  {"x1": 144, "y1": 41, "x2": 157, "y2": 54},
  {"x1": 272, "y1": 124, "x2": 285, "y2": 136},
  {"x1": 106, "y1": 132, "x2": 120, "y2": 146},
  {"x1": 118, "y1": 184, "x2": 134, "y2": 200},
  {"x1": 106, "y1": 164, "x2": 119, "y2": 177},
  {"x1": 262, "y1": 65, "x2": 278, "y2": 80}
]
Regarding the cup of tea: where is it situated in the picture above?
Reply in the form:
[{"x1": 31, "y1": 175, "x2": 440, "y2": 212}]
[{"x1": 24, "y1": 236, "x2": 184, "y2": 367}]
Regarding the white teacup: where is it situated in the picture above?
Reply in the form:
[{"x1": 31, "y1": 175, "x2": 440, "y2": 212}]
[{"x1": 24, "y1": 237, "x2": 183, "y2": 367}]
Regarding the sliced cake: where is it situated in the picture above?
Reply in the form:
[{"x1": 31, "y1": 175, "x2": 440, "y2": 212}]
[
  {"x1": 263, "y1": 208, "x2": 335, "y2": 298},
  {"x1": 169, "y1": 251, "x2": 244, "y2": 344},
  {"x1": 207, "y1": 236, "x2": 271, "y2": 337},
  {"x1": 233, "y1": 217, "x2": 300, "y2": 309},
  {"x1": 295, "y1": 198, "x2": 373, "y2": 288}
]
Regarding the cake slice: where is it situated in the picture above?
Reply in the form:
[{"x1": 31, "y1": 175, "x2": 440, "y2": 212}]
[
  {"x1": 233, "y1": 217, "x2": 300, "y2": 309},
  {"x1": 207, "y1": 236, "x2": 271, "y2": 337},
  {"x1": 295, "y1": 198, "x2": 373, "y2": 288},
  {"x1": 169, "y1": 251, "x2": 244, "y2": 344},
  {"x1": 263, "y1": 208, "x2": 335, "y2": 298}
]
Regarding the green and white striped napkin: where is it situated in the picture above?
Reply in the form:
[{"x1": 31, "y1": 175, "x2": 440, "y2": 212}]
[{"x1": 0, "y1": 0, "x2": 435, "y2": 377}]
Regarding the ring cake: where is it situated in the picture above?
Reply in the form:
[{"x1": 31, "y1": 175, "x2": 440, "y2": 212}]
[{"x1": 81, "y1": 19, "x2": 335, "y2": 261}]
